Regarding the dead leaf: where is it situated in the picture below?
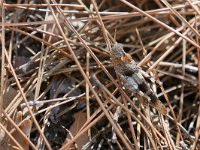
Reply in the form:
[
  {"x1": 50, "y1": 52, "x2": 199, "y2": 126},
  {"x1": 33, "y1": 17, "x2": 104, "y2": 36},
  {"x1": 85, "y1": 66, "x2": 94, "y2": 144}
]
[
  {"x1": 11, "y1": 118, "x2": 32, "y2": 150},
  {"x1": 65, "y1": 111, "x2": 89, "y2": 150},
  {"x1": 3, "y1": 87, "x2": 18, "y2": 109}
]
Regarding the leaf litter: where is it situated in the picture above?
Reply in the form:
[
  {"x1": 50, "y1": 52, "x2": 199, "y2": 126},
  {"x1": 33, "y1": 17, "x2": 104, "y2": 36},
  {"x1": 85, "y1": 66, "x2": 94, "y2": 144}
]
[{"x1": 0, "y1": 0, "x2": 200, "y2": 150}]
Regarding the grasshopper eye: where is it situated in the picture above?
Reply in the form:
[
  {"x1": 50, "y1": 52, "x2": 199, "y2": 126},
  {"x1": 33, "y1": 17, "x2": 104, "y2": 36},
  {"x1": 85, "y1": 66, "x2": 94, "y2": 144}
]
[
  {"x1": 125, "y1": 53, "x2": 132, "y2": 61},
  {"x1": 121, "y1": 53, "x2": 132, "y2": 63}
]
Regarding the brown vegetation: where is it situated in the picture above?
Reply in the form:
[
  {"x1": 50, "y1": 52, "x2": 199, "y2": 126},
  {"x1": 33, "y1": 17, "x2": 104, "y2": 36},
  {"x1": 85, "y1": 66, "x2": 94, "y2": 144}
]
[{"x1": 0, "y1": 0, "x2": 199, "y2": 149}]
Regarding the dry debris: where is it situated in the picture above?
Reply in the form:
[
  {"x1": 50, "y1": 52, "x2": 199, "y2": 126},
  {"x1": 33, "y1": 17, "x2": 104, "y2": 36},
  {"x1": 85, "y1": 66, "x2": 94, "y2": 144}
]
[{"x1": 0, "y1": 0, "x2": 200, "y2": 150}]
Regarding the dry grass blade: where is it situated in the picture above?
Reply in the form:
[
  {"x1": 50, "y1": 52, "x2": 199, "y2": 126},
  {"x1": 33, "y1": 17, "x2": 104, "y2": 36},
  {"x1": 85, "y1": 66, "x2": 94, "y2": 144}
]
[{"x1": 0, "y1": 0, "x2": 6, "y2": 123}]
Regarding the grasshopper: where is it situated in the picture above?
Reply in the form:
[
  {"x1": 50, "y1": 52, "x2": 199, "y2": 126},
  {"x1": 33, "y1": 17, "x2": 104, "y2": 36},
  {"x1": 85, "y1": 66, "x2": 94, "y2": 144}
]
[{"x1": 110, "y1": 43, "x2": 167, "y2": 115}]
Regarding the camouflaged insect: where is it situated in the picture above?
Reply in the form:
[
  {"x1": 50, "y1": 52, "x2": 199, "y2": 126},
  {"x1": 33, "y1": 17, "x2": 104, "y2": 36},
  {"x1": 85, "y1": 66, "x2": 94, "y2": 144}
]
[{"x1": 110, "y1": 43, "x2": 167, "y2": 115}]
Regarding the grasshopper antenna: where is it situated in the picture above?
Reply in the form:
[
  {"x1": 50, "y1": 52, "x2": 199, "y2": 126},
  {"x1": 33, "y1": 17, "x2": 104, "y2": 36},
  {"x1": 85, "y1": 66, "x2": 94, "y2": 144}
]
[
  {"x1": 108, "y1": 20, "x2": 119, "y2": 44},
  {"x1": 113, "y1": 20, "x2": 118, "y2": 43}
]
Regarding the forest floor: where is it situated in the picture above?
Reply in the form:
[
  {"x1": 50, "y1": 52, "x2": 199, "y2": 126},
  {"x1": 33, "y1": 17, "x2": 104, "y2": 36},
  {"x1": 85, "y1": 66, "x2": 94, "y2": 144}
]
[{"x1": 0, "y1": 0, "x2": 200, "y2": 150}]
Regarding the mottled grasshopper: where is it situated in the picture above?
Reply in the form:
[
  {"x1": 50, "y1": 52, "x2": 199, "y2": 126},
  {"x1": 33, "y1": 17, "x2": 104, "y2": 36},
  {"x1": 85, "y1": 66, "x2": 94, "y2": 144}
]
[{"x1": 110, "y1": 43, "x2": 167, "y2": 115}]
